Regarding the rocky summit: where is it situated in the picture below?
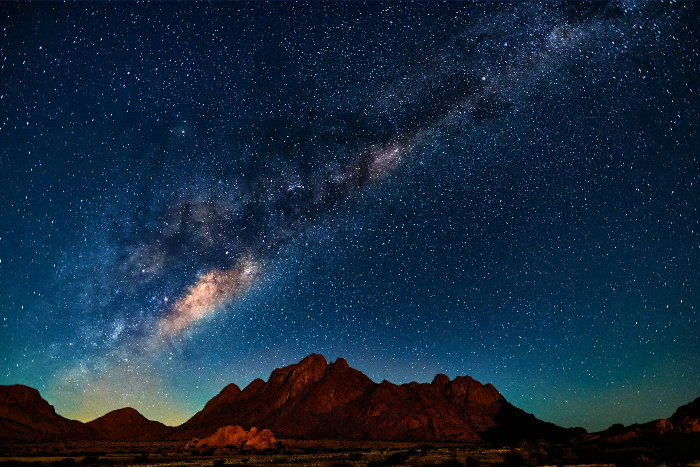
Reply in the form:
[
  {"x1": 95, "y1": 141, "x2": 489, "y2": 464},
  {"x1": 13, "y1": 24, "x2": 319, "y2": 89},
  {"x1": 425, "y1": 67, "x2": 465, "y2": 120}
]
[{"x1": 167, "y1": 354, "x2": 583, "y2": 442}]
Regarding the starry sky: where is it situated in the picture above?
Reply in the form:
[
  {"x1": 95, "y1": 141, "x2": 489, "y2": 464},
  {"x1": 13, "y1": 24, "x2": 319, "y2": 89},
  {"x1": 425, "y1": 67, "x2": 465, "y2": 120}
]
[{"x1": 0, "y1": 1, "x2": 698, "y2": 432}]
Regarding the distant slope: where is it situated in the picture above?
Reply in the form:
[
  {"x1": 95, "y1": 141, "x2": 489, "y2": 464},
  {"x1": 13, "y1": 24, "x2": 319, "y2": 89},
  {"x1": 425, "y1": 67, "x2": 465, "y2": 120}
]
[
  {"x1": 87, "y1": 407, "x2": 172, "y2": 441},
  {"x1": 0, "y1": 385, "x2": 98, "y2": 442},
  {"x1": 575, "y1": 396, "x2": 700, "y2": 445}
]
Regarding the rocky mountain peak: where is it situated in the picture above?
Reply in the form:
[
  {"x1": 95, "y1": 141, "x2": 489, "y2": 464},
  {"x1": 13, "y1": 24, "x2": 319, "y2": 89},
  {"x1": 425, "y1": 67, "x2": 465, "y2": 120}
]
[
  {"x1": 202, "y1": 383, "x2": 242, "y2": 411},
  {"x1": 431, "y1": 373, "x2": 450, "y2": 388}
]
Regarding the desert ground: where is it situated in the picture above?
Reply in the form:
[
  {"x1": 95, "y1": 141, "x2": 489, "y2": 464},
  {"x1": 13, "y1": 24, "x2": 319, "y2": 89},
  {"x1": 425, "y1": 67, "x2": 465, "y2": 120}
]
[{"x1": 1, "y1": 439, "x2": 698, "y2": 467}]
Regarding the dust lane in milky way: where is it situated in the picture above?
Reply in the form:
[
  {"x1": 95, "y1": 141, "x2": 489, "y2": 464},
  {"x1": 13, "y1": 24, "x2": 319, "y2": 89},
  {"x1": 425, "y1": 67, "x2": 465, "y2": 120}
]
[{"x1": 146, "y1": 13, "x2": 598, "y2": 340}]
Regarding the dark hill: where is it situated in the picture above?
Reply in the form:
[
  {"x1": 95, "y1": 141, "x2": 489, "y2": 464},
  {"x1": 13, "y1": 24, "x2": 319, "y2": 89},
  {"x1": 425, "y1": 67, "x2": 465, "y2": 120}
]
[
  {"x1": 0, "y1": 384, "x2": 98, "y2": 442},
  {"x1": 87, "y1": 407, "x2": 171, "y2": 441}
]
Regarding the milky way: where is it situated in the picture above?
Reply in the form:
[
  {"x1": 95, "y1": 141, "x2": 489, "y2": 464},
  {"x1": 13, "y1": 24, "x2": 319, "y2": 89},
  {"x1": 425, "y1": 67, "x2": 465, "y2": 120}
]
[
  {"x1": 0, "y1": 1, "x2": 698, "y2": 430},
  {"x1": 137, "y1": 136, "x2": 414, "y2": 340},
  {"x1": 127, "y1": 5, "x2": 601, "y2": 340},
  {"x1": 157, "y1": 256, "x2": 261, "y2": 338}
]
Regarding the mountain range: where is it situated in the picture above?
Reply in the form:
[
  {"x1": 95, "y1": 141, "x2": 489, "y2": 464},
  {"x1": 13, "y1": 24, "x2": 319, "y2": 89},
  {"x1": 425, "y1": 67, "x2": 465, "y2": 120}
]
[{"x1": 1, "y1": 354, "x2": 697, "y2": 445}]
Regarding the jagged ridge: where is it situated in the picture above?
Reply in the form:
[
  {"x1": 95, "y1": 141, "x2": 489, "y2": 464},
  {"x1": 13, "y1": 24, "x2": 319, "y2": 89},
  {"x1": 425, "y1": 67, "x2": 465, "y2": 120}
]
[
  {"x1": 167, "y1": 354, "x2": 583, "y2": 442},
  {"x1": 1, "y1": 355, "x2": 595, "y2": 443}
]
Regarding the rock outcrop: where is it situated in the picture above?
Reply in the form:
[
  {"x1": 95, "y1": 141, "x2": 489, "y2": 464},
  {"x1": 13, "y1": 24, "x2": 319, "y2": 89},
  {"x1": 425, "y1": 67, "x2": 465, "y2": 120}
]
[
  {"x1": 575, "y1": 396, "x2": 700, "y2": 445},
  {"x1": 185, "y1": 425, "x2": 277, "y2": 451},
  {"x1": 669, "y1": 396, "x2": 700, "y2": 433},
  {"x1": 0, "y1": 385, "x2": 98, "y2": 442},
  {"x1": 87, "y1": 407, "x2": 171, "y2": 441},
  {"x1": 168, "y1": 354, "x2": 583, "y2": 442}
]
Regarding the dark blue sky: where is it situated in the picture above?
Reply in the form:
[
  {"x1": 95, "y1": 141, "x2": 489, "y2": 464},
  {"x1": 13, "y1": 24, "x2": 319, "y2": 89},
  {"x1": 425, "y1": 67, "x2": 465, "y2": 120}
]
[{"x1": 0, "y1": 1, "x2": 698, "y2": 431}]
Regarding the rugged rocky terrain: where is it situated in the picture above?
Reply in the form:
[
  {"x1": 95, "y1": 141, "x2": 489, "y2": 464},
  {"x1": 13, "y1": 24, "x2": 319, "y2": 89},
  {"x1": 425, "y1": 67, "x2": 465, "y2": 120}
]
[
  {"x1": 3, "y1": 354, "x2": 696, "y2": 446},
  {"x1": 669, "y1": 396, "x2": 700, "y2": 433},
  {"x1": 168, "y1": 354, "x2": 582, "y2": 442}
]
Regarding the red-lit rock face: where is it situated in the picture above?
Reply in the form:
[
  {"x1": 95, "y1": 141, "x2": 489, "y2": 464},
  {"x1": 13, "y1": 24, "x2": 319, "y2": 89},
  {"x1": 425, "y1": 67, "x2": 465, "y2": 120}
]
[
  {"x1": 185, "y1": 425, "x2": 277, "y2": 451},
  {"x1": 167, "y1": 354, "x2": 579, "y2": 443}
]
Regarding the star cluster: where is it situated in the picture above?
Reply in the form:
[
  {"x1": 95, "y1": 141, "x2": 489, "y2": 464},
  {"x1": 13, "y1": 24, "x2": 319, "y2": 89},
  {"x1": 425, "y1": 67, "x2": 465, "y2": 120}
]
[{"x1": 0, "y1": 1, "x2": 698, "y2": 431}]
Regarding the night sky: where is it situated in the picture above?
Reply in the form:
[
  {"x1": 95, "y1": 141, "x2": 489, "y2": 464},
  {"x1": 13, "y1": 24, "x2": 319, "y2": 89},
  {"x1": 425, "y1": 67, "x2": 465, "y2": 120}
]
[{"x1": 0, "y1": 1, "x2": 698, "y2": 432}]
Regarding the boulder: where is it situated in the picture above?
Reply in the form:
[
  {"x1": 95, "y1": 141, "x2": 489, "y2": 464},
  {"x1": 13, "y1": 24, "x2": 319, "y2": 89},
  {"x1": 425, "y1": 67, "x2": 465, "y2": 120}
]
[{"x1": 186, "y1": 425, "x2": 276, "y2": 451}]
